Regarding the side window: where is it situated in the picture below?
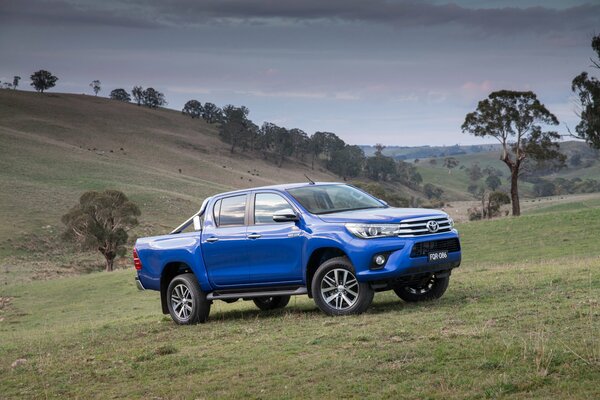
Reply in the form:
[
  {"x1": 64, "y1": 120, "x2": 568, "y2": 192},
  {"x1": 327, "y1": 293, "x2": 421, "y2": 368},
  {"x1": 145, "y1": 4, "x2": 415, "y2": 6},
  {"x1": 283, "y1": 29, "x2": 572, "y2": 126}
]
[
  {"x1": 254, "y1": 193, "x2": 293, "y2": 224},
  {"x1": 218, "y1": 195, "x2": 247, "y2": 227}
]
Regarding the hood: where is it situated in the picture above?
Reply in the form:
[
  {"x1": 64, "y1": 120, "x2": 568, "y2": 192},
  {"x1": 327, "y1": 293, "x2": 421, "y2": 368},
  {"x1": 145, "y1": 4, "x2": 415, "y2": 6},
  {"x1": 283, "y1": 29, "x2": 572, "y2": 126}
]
[{"x1": 317, "y1": 207, "x2": 447, "y2": 224}]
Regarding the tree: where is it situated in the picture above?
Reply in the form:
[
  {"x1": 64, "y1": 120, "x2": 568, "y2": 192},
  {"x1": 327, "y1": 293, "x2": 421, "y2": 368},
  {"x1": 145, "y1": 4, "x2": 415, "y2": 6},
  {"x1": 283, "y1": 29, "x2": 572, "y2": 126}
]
[
  {"x1": 396, "y1": 160, "x2": 422, "y2": 189},
  {"x1": 142, "y1": 87, "x2": 166, "y2": 108},
  {"x1": 132, "y1": 86, "x2": 143, "y2": 106},
  {"x1": 221, "y1": 106, "x2": 250, "y2": 153},
  {"x1": 30, "y1": 70, "x2": 58, "y2": 93},
  {"x1": 485, "y1": 175, "x2": 501, "y2": 191},
  {"x1": 12, "y1": 76, "x2": 20, "y2": 90},
  {"x1": 289, "y1": 128, "x2": 310, "y2": 161},
  {"x1": 365, "y1": 154, "x2": 396, "y2": 181},
  {"x1": 462, "y1": 90, "x2": 561, "y2": 216},
  {"x1": 485, "y1": 191, "x2": 511, "y2": 219},
  {"x1": 374, "y1": 143, "x2": 386, "y2": 156},
  {"x1": 309, "y1": 131, "x2": 326, "y2": 169},
  {"x1": 109, "y1": 88, "x2": 131, "y2": 102},
  {"x1": 202, "y1": 102, "x2": 223, "y2": 124},
  {"x1": 89, "y1": 80, "x2": 101, "y2": 96},
  {"x1": 570, "y1": 35, "x2": 600, "y2": 149},
  {"x1": 467, "y1": 163, "x2": 483, "y2": 182},
  {"x1": 443, "y1": 157, "x2": 459, "y2": 174},
  {"x1": 321, "y1": 132, "x2": 345, "y2": 161},
  {"x1": 423, "y1": 183, "x2": 444, "y2": 200},
  {"x1": 182, "y1": 100, "x2": 203, "y2": 119},
  {"x1": 62, "y1": 190, "x2": 140, "y2": 272},
  {"x1": 328, "y1": 145, "x2": 365, "y2": 180}
]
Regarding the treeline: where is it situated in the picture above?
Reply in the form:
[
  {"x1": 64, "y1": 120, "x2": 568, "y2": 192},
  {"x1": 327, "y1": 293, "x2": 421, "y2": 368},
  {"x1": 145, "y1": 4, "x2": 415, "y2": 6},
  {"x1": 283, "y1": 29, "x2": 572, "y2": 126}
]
[{"x1": 179, "y1": 99, "x2": 424, "y2": 188}]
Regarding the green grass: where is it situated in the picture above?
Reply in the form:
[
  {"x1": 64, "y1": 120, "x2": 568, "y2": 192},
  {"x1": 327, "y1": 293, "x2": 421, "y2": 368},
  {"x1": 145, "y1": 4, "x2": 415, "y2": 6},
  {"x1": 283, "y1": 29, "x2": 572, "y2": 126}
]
[
  {"x1": 457, "y1": 207, "x2": 600, "y2": 266},
  {"x1": 1, "y1": 206, "x2": 599, "y2": 398},
  {"x1": 525, "y1": 197, "x2": 600, "y2": 215}
]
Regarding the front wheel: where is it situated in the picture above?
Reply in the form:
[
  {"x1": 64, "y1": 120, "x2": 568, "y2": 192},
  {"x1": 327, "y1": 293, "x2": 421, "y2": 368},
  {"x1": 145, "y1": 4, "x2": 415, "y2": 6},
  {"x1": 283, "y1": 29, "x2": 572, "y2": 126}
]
[
  {"x1": 166, "y1": 273, "x2": 211, "y2": 324},
  {"x1": 394, "y1": 274, "x2": 450, "y2": 302},
  {"x1": 253, "y1": 295, "x2": 291, "y2": 311},
  {"x1": 312, "y1": 257, "x2": 374, "y2": 316}
]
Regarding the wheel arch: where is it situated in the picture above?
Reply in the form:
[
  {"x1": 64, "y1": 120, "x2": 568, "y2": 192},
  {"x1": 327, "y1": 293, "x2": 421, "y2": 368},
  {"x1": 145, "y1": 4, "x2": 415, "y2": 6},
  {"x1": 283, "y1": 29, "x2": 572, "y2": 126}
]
[
  {"x1": 305, "y1": 247, "x2": 348, "y2": 297},
  {"x1": 160, "y1": 262, "x2": 194, "y2": 314}
]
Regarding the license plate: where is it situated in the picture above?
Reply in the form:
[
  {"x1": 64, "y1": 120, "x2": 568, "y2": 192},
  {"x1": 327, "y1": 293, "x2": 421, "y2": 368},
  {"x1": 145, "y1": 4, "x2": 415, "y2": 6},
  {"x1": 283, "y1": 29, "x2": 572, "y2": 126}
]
[{"x1": 428, "y1": 250, "x2": 448, "y2": 262}]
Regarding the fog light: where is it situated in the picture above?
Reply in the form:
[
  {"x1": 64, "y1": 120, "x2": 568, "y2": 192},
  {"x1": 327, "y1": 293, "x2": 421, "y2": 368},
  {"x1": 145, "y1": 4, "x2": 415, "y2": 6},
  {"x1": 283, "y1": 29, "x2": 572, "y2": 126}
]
[{"x1": 374, "y1": 255, "x2": 386, "y2": 266}]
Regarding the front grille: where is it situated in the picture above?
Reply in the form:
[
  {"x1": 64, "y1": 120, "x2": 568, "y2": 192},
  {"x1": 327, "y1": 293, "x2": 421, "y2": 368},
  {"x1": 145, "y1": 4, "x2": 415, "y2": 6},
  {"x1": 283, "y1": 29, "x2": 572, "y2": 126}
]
[
  {"x1": 396, "y1": 216, "x2": 453, "y2": 237},
  {"x1": 410, "y1": 238, "x2": 461, "y2": 258}
]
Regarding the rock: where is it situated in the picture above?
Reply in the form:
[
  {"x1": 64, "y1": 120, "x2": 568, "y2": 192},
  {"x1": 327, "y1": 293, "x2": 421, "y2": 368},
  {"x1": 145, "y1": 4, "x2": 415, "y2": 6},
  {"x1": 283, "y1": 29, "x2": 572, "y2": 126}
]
[{"x1": 11, "y1": 358, "x2": 27, "y2": 368}]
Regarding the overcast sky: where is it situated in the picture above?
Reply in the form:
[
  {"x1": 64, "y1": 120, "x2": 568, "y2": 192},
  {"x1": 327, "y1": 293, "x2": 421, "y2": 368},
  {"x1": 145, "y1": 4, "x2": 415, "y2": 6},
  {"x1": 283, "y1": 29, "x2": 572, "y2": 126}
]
[{"x1": 1, "y1": 0, "x2": 599, "y2": 146}]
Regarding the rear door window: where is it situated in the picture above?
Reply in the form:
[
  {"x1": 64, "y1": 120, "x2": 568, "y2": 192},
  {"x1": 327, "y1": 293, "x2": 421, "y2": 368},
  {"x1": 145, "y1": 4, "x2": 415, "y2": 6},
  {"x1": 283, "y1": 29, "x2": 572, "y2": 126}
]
[{"x1": 217, "y1": 195, "x2": 247, "y2": 227}]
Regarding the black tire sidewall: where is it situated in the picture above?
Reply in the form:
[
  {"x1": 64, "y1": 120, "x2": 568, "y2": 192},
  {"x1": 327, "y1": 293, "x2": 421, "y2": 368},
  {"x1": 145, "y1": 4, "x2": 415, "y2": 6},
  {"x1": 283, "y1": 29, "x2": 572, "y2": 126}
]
[
  {"x1": 394, "y1": 275, "x2": 450, "y2": 302},
  {"x1": 253, "y1": 295, "x2": 291, "y2": 310},
  {"x1": 166, "y1": 273, "x2": 211, "y2": 324},
  {"x1": 311, "y1": 257, "x2": 374, "y2": 316}
]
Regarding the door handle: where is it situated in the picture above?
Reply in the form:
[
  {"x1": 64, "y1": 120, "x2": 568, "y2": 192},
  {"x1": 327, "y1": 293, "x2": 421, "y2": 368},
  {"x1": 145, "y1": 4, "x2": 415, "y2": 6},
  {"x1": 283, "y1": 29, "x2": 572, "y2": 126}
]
[
  {"x1": 247, "y1": 233, "x2": 261, "y2": 239},
  {"x1": 206, "y1": 237, "x2": 219, "y2": 243}
]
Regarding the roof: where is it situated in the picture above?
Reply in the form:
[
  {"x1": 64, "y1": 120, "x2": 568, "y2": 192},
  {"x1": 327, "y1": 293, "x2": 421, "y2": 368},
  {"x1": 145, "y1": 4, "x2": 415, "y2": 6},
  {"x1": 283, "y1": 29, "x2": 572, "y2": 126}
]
[{"x1": 214, "y1": 181, "x2": 345, "y2": 197}]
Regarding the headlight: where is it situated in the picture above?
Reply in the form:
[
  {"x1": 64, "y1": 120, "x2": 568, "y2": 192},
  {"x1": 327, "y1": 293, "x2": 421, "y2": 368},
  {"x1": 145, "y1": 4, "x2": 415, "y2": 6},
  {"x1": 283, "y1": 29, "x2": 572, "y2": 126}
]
[
  {"x1": 448, "y1": 216, "x2": 454, "y2": 228},
  {"x1": 345, "y1": 223, "x2": 398, "y2": 239}
]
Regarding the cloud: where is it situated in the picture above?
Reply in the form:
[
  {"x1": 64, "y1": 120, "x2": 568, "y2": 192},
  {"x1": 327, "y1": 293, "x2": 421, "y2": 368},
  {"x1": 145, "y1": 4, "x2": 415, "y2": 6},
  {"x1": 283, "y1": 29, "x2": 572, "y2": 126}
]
[
  {"x1": 133, "y1": 0, "x2": 600, "y2": 35},
  {"x1": 2, "y1": 0, "x2": 598, "y2": 35},
  {"x1": 0, "y1": 0, "x2": 157, "y2": 28}
]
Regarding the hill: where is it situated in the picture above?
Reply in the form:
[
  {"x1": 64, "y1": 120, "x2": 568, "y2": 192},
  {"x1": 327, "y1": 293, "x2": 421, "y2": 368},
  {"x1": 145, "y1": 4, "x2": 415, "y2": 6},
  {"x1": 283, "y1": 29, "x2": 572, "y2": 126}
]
[
  {"x1": 0, "y1": 90, "x2": 352, "y2": 279},
  {"x1": 1, "y1": 206, "x2": 598, "y2": 398}
]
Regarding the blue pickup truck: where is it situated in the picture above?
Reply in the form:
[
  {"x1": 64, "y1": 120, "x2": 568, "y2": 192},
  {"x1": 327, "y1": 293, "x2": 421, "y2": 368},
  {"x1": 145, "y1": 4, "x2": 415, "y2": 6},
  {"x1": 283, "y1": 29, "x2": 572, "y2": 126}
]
[{"x1": 134, "y1": 183, "x2": 461, "y2": 324}]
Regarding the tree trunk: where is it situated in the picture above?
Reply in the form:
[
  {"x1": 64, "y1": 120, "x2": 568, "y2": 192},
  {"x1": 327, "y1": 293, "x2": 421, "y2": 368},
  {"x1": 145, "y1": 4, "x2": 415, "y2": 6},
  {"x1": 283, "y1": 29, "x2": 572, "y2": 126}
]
[
  {"x1": 510, "y1": 168, "x2": 520, "y2": 216},
  {"x1": 481, "y1": 195, "x2": 485, "y2": 220},
  {"x1": 104, "y1": 256, "x2": 114, "y2": 272}
]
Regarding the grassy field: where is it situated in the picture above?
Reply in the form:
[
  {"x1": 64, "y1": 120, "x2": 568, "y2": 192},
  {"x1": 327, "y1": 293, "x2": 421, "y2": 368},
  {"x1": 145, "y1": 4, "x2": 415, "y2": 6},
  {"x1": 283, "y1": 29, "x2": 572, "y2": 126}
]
[{"x1": 1, "y1": 206, "x2": 599, "y2": 399}]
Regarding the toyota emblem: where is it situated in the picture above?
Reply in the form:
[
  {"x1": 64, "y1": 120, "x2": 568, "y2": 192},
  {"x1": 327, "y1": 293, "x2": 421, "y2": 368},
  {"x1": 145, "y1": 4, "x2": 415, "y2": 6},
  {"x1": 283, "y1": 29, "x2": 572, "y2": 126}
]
[{"x1": 426, "y1": 220, "x2": 439, "y2": 233}]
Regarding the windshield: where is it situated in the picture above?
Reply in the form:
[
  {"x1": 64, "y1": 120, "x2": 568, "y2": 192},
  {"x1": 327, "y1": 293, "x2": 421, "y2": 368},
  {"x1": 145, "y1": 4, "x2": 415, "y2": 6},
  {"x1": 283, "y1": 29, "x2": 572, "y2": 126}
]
[{"x1": 287, "y1": 185, "x2": 385, "y2": 215}]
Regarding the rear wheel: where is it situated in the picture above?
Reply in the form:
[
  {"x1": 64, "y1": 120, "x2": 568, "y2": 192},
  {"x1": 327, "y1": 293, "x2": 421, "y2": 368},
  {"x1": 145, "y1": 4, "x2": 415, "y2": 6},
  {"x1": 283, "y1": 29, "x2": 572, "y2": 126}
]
[
  {"x1": 253, "y1": 295, "x2": 291, "y2": 310},
  {"x1": 166, "y1": 273, "x2": 211, "y2": 324},
  {"x1": 312, "y1": 257, "x2": 374, "y2": 316},
  {"x1": 394, "y1": 274, "x2": 450, "y2": 302}
]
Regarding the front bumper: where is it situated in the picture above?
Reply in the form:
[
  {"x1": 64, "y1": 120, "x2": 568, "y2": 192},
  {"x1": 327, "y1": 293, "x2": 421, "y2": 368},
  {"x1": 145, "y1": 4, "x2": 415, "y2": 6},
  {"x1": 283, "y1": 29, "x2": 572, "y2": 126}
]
[
  {"x1": 135, "y1": 276, "x2": 146, "y2": 291},
  {"x1": 350, "y1": 231, "x2": 461, "y2": 282}
]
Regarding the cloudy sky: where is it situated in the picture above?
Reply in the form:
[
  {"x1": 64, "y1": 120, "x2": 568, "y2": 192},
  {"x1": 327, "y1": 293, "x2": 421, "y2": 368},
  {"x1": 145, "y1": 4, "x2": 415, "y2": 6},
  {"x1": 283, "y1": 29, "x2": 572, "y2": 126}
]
[{"x1": 1, "y1": 0, "x2": 598, "y2": 146}]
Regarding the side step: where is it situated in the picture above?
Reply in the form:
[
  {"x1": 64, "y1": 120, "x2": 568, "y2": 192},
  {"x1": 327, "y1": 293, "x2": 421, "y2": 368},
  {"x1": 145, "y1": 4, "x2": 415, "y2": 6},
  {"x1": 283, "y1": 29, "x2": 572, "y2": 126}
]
[{"x1": 207, "y1": 286, "x2": 307, "y2": 301}]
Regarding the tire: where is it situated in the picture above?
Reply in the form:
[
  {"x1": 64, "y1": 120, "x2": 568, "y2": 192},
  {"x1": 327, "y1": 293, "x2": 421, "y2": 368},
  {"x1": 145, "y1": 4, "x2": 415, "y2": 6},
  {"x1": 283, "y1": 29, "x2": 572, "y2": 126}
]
[
  {"x1": 253, "y1": 295, "x2": 291, "y2": 311},
  {"x1": 166, "y1": 273, "x2": 211, "y2": 324},
  {"x1": 394, "y1": 274, "x2": 450, "y2": 302},
  {"x1": 311, "y1": 256, "x2": 374, "y2": 316}
]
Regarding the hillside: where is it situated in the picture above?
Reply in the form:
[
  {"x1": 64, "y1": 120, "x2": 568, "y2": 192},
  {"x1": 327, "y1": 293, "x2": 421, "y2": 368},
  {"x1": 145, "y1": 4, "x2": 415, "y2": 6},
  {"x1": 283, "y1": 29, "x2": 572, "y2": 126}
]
[
  {"x1": 0, "y1": 90, "x2": 353, "y2": 277},
  {"x1": 1, "y1": 206, "x2": 598, "y2": 398}
]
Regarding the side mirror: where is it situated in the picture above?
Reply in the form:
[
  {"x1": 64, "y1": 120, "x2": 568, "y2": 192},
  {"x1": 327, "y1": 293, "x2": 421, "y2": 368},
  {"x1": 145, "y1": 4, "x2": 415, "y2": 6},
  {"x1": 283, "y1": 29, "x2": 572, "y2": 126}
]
[
  {"x1": 192, "y1": 215, "x2": 202, "y2": 231},
  {"x1": 273, "y1": 209, "x2": 299, "y2": 223}
]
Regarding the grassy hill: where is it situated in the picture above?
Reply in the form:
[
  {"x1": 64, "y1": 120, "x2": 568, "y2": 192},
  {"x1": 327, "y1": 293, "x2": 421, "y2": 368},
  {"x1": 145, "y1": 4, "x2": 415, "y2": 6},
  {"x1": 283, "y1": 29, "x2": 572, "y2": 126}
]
[
  {"x1": 412, "y1": 141, "x2": 600, "y2": 201},
  {"x1": 1, "y1": 206, "x2": 598, "y2": 398},
  {"x1": 0, "y1": 90, "x2": 347, "y2": 280},
  {"x1": 0, "y1": 90, "x2": 341, "y2": 240}
]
